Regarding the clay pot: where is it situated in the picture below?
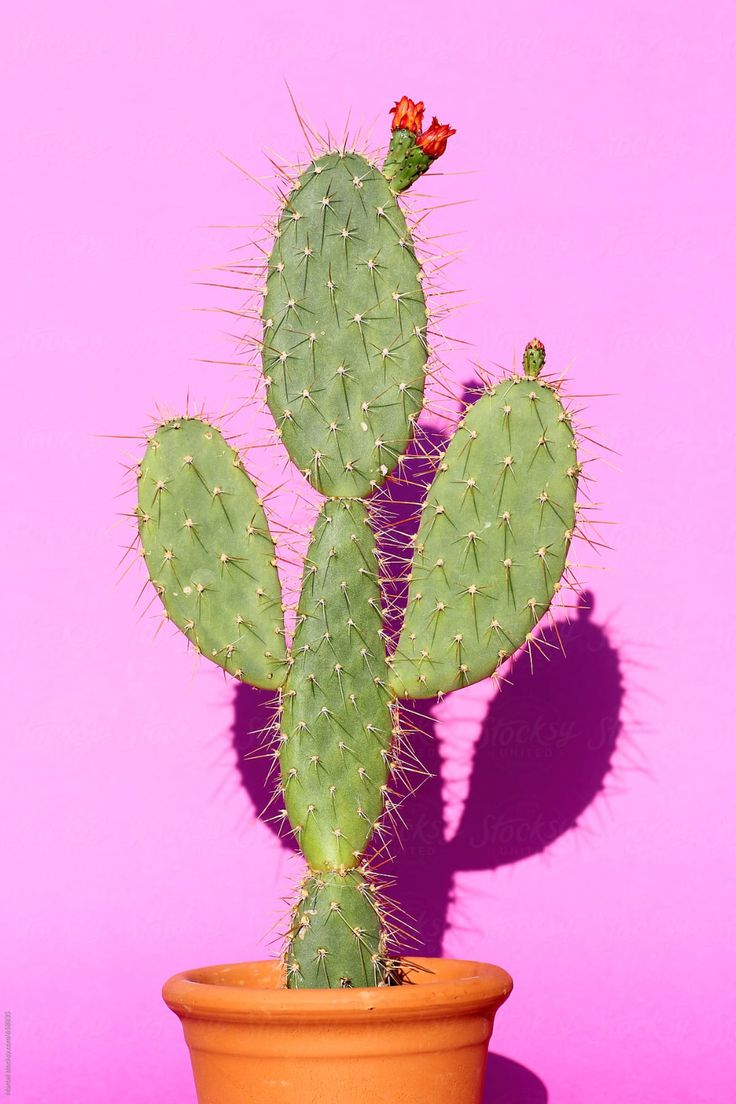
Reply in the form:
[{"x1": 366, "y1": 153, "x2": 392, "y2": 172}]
[{"x1": 163, "y1": 957, "x2": 512, "y2": 1104}]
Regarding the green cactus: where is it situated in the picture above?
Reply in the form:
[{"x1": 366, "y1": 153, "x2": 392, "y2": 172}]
[
  {"x1": 137, "y1": 417, "x2": 287, "y2": 688},
  {"x1": 287, "y1": 868, "x2": 392, "y2": 988},
  {"x1": 280, "y1": 498, "x2": 392, "y2": 874},
  {"x1": 263, "y1": 149, "x2": 427, "y2": 498},
  {"x1": 390, "y1": 365, "x2": 578, "y2": 698},
  {"x1": 134, "y1": 97, "x2": 581, "y2": 989}
]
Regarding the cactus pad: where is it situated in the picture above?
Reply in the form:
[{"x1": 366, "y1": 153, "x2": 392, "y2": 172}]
[
  {"x1": 262, "y1": 151, "x2": 428, "y2": 497},
  {"x1": 285, "y1": 869, "x2": 393, "y2": 989},
  {"x1": 279, "y1": 498, "x2": 393, "y2": 870},
  {"x1": 390, "y1": 375, "x2": 578, "y2": 698},
  {"x1": 137, "y1": 418, "x2": 287, "y2": 688}
]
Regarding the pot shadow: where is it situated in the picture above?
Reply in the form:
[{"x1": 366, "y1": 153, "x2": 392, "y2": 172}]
[
  {"x1": 230, "y1": 385, "x2": 624, "y2": 1103},
  {"x1": 485, "y1": 1054, "x2": 549, "y2": 1104}
]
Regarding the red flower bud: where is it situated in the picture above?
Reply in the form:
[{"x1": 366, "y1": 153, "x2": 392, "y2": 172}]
[
  {"x1": 416, "y1": 117, "x2": 456, "y2": 159},
  {"x1": 390, "y1": 96, "x2": 425, "y2": 135}
]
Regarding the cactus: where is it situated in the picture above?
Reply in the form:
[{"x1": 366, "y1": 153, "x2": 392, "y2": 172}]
[{"x1": 134, "y1": 97, "x2": 581, "y2": 988}]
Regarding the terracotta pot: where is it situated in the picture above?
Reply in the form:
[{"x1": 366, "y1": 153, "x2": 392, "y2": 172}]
[{"x1": 163, "y1": 957, "x2": 512, "y2": 1104}]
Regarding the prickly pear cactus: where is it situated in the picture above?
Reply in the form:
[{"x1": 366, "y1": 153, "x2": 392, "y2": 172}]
[{"x1": 134, "y1": 97, "x2": 582, "y2": 988}]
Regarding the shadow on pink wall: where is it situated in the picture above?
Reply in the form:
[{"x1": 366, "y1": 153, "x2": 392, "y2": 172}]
[{"x1": 484, "y1": 1055, "x2": 548, "y2": 1103}]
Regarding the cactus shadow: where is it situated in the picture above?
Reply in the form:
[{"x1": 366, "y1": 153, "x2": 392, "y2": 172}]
[
  {"x1": 449, "y1": 589, "x2": 623, "y2": 872},
  {"x1": 384, "y1": 588, "x2": 623, "y2": 956}
]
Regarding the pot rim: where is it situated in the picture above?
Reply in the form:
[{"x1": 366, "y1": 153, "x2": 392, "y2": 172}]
[{"x1": 163, "y1": 957, "x2": 513, "y2": 1025}]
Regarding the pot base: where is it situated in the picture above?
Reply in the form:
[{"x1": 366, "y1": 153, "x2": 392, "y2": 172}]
[{"x1": 164, "y1": 957, "x2": 512, "y2": 1104}]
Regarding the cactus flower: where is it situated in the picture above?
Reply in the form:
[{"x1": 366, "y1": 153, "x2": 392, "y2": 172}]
[
  {"x1": 417, "y1": 116, "x2": 456, "y2": 159},
  {"x1": 390, "y1": 95, "x2": 425, "y2": 135},
  {"x1": 384, "y1": 97, "x2": 454, "y2": 191}
]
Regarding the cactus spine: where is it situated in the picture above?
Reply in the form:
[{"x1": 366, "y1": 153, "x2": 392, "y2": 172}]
[{"x1": 135, "y1": 97, "x2": 580, "y2": 988}]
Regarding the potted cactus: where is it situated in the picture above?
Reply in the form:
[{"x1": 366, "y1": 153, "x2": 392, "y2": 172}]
[{"x1": 135, "y1": 97, "x2": 581, "y2": 1104}]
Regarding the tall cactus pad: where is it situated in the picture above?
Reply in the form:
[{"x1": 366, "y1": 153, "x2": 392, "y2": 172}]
[
  {"x1": 390, "y1": 373, "x2": 578, "y2": 698},
  {"x1": 262, "y1": 151, "x2": 428, "y2": 497},
  {"x1": 137, "y1": 418, "x2": 287, "y2": 688},
  {"x1": 280, "y1": 498, "x2": 393, "y2": 870},
  {"x1": 285, "y1": 869, "x2": 393, "y2": 989}
]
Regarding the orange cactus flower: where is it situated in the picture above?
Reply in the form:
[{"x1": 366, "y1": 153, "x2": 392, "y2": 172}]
[
  {"x1": 390, "y1": 96, "x2": 425, "y2": 135},
  {"x1": 417, "y1": 117, "x2": 456, "y2": 159}
]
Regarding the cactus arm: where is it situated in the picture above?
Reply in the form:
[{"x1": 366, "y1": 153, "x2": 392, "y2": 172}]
[
  {"x1": 389, "y1": 349, "x2": 578, "y2": 699},
  {"x1": 137, "y1": 417, "x2": 287, "y2": 689}
]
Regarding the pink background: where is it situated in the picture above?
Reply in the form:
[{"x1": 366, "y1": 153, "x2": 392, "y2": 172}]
[{"x1": 3, "y1": 2, "x2": 735, "y2": 1101}]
